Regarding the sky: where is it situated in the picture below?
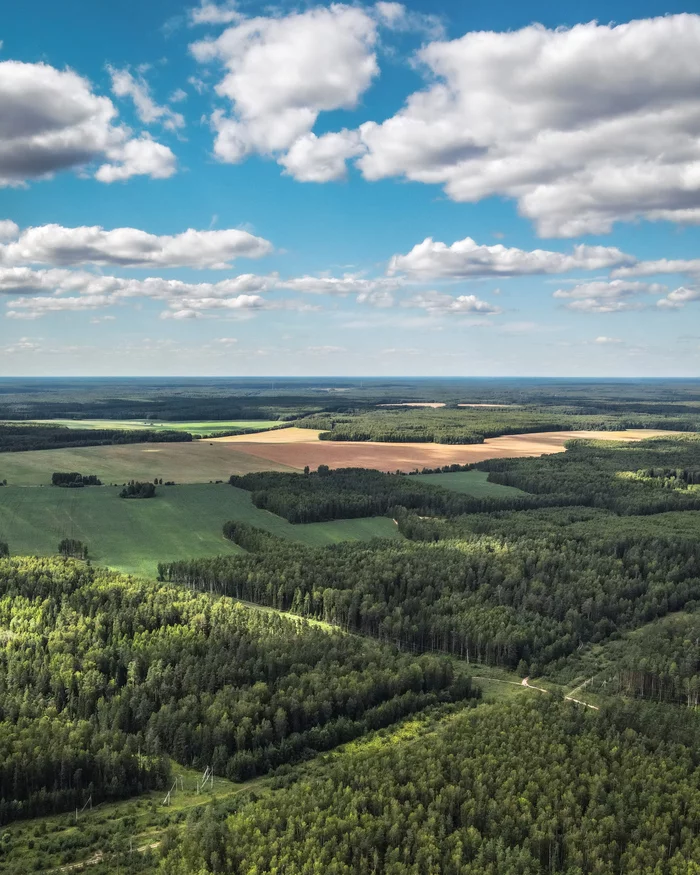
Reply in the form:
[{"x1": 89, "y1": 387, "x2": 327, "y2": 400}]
[{"x1": 1, "y1": 0, "x2": 700, "y2": 377}]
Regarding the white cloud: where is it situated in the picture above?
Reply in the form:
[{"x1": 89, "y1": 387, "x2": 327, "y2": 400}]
[
  {"x1": 0, "y1": 60, "x2": 176, "y2": 185},
  {"x1": 189, "y1": 0, "x2": 241, "y2": 26},
  {"x1": 278, "y1": 274, "x2": 399, "y2": 297},
  {"x1": 109, "y1": 67, "x2": 185, "y2": 131},
  {"x1": 0, "y1": 220, "x2": 19, "y2": 241},
  {"x1": 552, "y1": 279, "x2": 664, "y2": 312},
  {"x1": 405, "y1": 290, "x2": 501, "y2": 315},
  {"x1": 0, "y1": 222, "x2": 272, "y2": 268},
  {"x1": 613, "y1": 259, "x2": 700, "y2": 279},
  {"x1": 4, "y1": 337, "x2": 41, "y2": 353},
  {"x1": 355, "y1": 14, "x2": 700, "y2": 236},
  {"x1": 657, "y1": 287, "x2": 700, "y2": 309},
  {"x1": 389, "y1": 236, "x2": 635, "y2": 278},
  {"x1": 190, "y1": 5, "x2": 379, "y2": 168},
  {"x1": 595, "y1": 336, "x2": 624, "y2": 345},
  {"x1": 188, "y1": 75, "x2": 208, "y2": 94},
  {"x1": 279, "y1": 130, "x2": 364, "y2": 182},
  {"x1": 374, "y1": 3, "x2": 444, "y2": 38},
  {"x1": 95, "y1": 135, "x2": 177, "y2": 183}
]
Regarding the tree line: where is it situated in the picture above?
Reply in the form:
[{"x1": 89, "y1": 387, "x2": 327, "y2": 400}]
[
  {"x1": 52, "y1": 472, "x2": 102, "y2": 487},
  {"x1": 0, "y1": 424, "x2": 192, "y2": 453},
  {"x1": 297, "y1": 407, "x2": 700, "y2": 444}
]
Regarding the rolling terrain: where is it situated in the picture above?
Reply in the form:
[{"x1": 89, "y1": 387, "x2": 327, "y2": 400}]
[{"x1": 0, "y1": 484, "x2": 400, "y2": 576}]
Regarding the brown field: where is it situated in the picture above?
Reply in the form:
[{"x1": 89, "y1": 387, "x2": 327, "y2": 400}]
[
  {"x1": 210, "y1": 428, "x2": 681, "y2": 474},
  {"x1": 0, "y1": 428, "x2": 682, "y2": 485},
  {"x1": 377, "y1": 402, "x2": 513, "y2": 408},
  {"x1": 378, "y1": 402, "x2": 446, "y2": 408},
  {"x1": 216, "y1": 426, "x2": 324, "y2": 443}
]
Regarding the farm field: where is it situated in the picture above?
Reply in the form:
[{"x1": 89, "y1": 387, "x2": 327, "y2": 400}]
[
  {"x1": 0, "y1": 484, "x2": 400, "y2": 576},
  {"x1": 17, "y1": 418, "x2": 284, "y2": 434},
  {"x1": 212, "y1": 427, "x2": 681, "y2": 473},
  {"x1": 0, "y1": 427, "x2": 680, "y2": 485},
  {"x1": 0, "y1": 439, "x2": 298, "y2": 486},
  {"x1": 413, "y1": 469, "x2": 527, "y2": 497}
]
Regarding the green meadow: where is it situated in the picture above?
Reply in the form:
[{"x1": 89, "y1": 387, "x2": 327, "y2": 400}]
[
  {"x1": 413, "y1": 469, "x2": 526, "y2": 497},
  {"x1": 0, "y1": 483, "x2": 400, "y2": 577}
]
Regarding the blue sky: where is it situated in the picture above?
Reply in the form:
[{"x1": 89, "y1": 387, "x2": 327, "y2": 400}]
[{"x1": 1, "y1": 0, "x2": 699, "y2": 376}]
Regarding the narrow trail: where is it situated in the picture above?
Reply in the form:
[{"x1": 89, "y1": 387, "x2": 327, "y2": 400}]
[{"x1": 521, "y1": 676, "x2": 599, "y2": 710}]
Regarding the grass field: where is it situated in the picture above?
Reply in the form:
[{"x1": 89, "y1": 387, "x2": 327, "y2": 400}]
[
  {"x1": 413, "y1": 469, "x2": 527, "y2": 497},
  {"x1": 0, "y1": 440, "x2": 299, "y2": 486},
  {"x1": 19, "y1": 418, "x2": 284, "y2": 435},
  {"x1": 0, "y1": 484, "x2": 400, "y2": 576}
]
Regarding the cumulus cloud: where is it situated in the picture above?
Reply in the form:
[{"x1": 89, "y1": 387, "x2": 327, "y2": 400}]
[
  {"x1": 389, "y1": 237, "x2": 635, "y2": 278},
  {"x1": 355, "y1": 14, "x2": 700, "y2": 236},
  {"x1": 595, "y1": 336, "x2": 624, "y2": 345},
  {"x1": 0, "y1": 264, "x2": 379, "y2": 320},
  {"x1": 657, "y1": 287, "x2": 700, "y2": 309},
  {"x1": 0, "y1": 222, "x2": 272, "y2": 268},
  {"x1": 0, "y1": 60, "x2": 177, "y2": 185},
  {"x1": 109, "y1": 67, "x2": 185, "y2": 131},
  {"x1": 0, "y1": 220, "x2": 19, "y2": 241},
  {"x1": 190, "y1": 5, "x2": 379, "y2": 170},
  {"x1": 405, "y1": 290, "x2": 501, "y2": 315},
  {"x1": 94, "y1": 136, "x2": 177, "y2": 183},
  {"x1": 279, "y1": 130, "x2": 364, "y2": 182},
  {"x1": 613, "y1": 259, "x2": 700, "y2": 279},
  {"x1": 552, "y1": 279, "x2": 669, "y2": 313}
]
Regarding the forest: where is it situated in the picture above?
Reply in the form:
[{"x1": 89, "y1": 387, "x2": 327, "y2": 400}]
[
  {"x1": 161, "y1": 697, "x2": 700, "y2": 875},
  {"x1": 0, "y1": 557, "x2": 476, "y2": 825},
  {"x1": 0, "y1": 423, "x2": 192, "y2": 453},
  {"x1": 298, "y1": 406, "x2": 700, "y2": 443}
]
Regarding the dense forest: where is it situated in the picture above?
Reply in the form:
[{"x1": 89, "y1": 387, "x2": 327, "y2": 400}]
[
  {"x1": 161, "y1": 697, "x2": 700, "y2": 874},
  {"x1": 0, "y1": 424, "x2": 192, "y2": 453},
  {"x1": 298, "y1": 407, "x2": 700, "y2": 443},
  {"x1": 480, "y1": 434, "x2": 700, "y2": 514},
  {"x1": 160, "y1": 506, "x2": 700, "y2": 674},
  {"x1": 0, "y1": 557, "x2": 476, "y2": 825},
  {"x1": 229, "y1": 467, "x2": 486, "y2": 523},
  {"x1": 555, "y1": 610, "x2": 700, "y2": 707}
]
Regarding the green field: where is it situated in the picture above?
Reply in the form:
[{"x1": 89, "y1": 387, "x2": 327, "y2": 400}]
[
  {"x1": 0, "y1": 439, "x2": 299, "y2": 486},
  {"x1": 18, "y1": 418, "x2": 285, "y2": 435},
  {"x1": 413, "y1": 469, "x2": 526, "y2": 497},
  {"x1": 0, "y1": 484, "x2": 401, "y2": 576}
]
